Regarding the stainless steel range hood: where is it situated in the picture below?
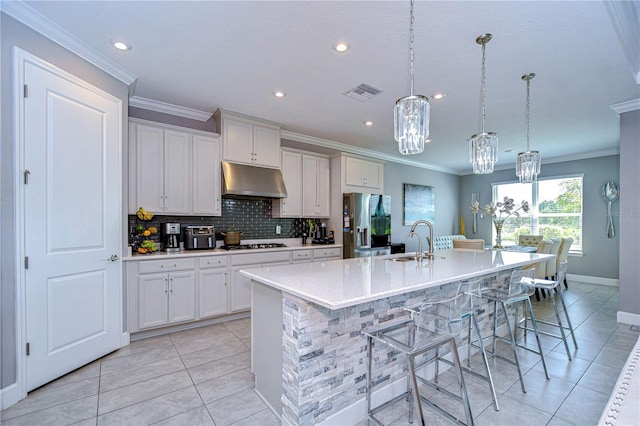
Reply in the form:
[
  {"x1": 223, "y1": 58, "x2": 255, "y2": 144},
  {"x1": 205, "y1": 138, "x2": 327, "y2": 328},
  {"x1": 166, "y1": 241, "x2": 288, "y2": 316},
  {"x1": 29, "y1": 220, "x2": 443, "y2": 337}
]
[{"x1": 221, "y1": 161, "x2": 288, "y2": 198}]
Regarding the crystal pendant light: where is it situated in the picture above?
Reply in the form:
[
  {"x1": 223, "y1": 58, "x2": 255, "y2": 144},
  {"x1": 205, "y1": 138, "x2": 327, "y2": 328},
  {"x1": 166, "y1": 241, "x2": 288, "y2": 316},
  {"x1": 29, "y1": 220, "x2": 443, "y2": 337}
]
[
  {"x1": 394, "y1": 0, "x2": 430, "y2": 155},
  {"x1": 469, "y1": 34, "x2": 498, "y2": 174},
  {"x1": 516, "y1": 73, "x2": 541, "y2": 183}
]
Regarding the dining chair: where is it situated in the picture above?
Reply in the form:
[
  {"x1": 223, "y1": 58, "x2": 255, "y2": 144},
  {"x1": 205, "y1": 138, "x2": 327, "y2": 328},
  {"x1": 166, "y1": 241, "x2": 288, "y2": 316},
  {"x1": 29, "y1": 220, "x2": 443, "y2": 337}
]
[
  {"x1": 554, "y1": 237, "x2": 573, "y2": 288},
  {"x1": 518, "y1": 234, "x2": 543, "y2": 247},
  {"x1": 526, "y1": 239, "x2": 554, "y2": 301}
]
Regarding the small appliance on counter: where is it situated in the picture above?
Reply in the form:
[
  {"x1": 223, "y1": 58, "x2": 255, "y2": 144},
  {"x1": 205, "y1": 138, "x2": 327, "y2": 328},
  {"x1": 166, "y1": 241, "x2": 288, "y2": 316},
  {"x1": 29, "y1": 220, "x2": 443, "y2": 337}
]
[
  {"x1": 184, "y1": 225, "x2": 215, "y2": 250},
  {"x1": 312, "y1": 222, "x2": 335, "y2": 245},
  {"x1": 163, "y1": 223, "x2": 181, "y2": 252}
]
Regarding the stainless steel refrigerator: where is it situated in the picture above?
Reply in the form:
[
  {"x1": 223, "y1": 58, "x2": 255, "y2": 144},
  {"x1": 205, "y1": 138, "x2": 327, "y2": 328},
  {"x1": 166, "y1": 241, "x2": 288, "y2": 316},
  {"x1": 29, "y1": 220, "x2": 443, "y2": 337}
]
[{"x1": 343, "y1": 193, "x2": 391, "y2": 258}]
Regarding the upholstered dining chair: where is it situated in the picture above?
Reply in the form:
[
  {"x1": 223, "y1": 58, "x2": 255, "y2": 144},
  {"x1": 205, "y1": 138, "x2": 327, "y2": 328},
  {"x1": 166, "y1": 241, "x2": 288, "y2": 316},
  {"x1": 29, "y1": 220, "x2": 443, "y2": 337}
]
[
  {"x1": 453, "y1": 239, "x2": 485, "y2": 250},
  {"x1": 553, "y1": 237, "x2": 573, "y2": 288},
  {"x1": 518, "y1": 234, "x2": 543, "y2": 247},
  {"x1": 526, "y1": 240, "x2": 555, "y2": 301}
]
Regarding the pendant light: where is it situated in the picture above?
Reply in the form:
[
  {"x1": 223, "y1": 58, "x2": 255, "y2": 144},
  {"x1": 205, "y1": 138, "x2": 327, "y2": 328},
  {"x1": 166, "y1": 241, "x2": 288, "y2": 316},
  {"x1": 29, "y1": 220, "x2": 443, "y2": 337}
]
[
  {"x1": 469, "y1": 34, "x2": 498, "y2": 174},
  {"x1": 394, "y1": 0, "x2": 430, "y2": 155},
  {"x1": 516, "y1": 73, "x2": 541, "y2": 183}
]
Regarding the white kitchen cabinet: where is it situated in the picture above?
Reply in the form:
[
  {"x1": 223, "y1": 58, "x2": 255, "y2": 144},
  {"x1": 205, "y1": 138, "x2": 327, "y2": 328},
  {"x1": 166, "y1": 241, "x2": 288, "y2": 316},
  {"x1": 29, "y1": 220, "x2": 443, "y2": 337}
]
[
  {"x1": 198, "y1": 256, "x2": 228, "y2": 319},
  {"x1": 129, "y1": 119, "x2": 221, "y2": 216},
  {"x1": 192, "y1": 134, "x2": 221, "y2": 215},
  {"x1": 313, "y1": 247, "x2": 342, "y2": 261},
  {"x1": 291, "y1": 249, "x2": 312, "y2": 263},
  {"x1": 214, "y1": 109, "x2": 282, "y2": 168},
  {"x1": 343, "y1": 156, "x2": 384, "y2": 192},
  {"x1": 229, "y1": 251, "x2": 291, "y2": 312},
  {"x1": 138, "y1": 270, "x2": 196, "y2": 329},
  {"x1": 273, "y1": 149, "x2": 303, "y2": 217},
  {"x1": 134, "y1": 258, "x2": 197, "y2": 330},
  {"x1": 302, "y1": 154, "x2": 330, "y2": 218}
]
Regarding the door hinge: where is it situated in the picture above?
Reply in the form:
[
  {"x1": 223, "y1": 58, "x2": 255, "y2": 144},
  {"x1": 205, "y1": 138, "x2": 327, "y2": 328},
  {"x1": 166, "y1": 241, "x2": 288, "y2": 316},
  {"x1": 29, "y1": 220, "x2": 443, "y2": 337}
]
[
  {"x1": 24, "y1": 84, "x2": 28, "y2": 98},
  {"x1": 24, "y1": 256, "x2": 29, "y2": 269},
  {"x1": 26, "y1": 342, "x2": 30, "y2": 356}
]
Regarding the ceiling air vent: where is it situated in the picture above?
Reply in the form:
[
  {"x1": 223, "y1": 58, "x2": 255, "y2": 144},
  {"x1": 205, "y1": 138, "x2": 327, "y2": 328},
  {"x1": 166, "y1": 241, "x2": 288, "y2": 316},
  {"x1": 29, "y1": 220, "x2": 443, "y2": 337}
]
[{"x1": 344, "y1": 83, "x2": 382, "y2": 102}]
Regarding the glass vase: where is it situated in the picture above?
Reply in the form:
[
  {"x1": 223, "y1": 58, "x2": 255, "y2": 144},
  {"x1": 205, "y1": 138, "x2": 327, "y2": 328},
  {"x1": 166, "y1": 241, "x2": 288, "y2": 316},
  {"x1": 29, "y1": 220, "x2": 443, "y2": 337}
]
[
  {"x1": 493, "y1": 219, "x2": 504, "y2": 248},
  {"x1": 472, "y1": 213, "x2": 478, "y2": 234}
]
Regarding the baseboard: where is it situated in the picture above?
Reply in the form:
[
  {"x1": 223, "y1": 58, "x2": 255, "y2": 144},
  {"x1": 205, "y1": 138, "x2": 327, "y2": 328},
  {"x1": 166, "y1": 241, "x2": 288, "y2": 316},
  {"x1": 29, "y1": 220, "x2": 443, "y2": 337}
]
[
  {"x1": 120, "y1": 332, "x2": 130, "y2": 347},
  {"x1": 130, "y1": 312, "x2": 250, "y2": 341},
  {"x1": 0, "y1": 382, "x2": 24, "y2": 410},
  {"x1": 566, "y1": 274, "x2": 619, "y2": 287},
  {"x1": 617, "y1": 311, "x2": 640, "y2": 326}
]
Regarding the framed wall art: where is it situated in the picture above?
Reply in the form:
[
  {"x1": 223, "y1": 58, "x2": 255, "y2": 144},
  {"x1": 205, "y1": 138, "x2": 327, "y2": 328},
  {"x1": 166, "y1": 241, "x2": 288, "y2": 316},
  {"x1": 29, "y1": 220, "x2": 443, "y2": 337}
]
[{"x1": 403, "y1": 183, "x2": 435, "y2": 226}]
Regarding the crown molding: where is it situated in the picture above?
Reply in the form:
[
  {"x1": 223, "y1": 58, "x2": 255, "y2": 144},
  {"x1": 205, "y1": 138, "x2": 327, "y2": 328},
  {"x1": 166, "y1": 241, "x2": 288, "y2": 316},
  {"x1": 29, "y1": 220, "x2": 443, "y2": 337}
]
[
  {"x1": 611, "y1": 99, "x2": 640, "y2": 114},
  {"x1": 1, "y1": 0, "x2": 137, "y2": 90},
  {"x1": 280, "y1": 130, "x2": 459, "y2": 175},
  {"x1": 129, "y1": 97, "x2": 212, "y2": 122}
]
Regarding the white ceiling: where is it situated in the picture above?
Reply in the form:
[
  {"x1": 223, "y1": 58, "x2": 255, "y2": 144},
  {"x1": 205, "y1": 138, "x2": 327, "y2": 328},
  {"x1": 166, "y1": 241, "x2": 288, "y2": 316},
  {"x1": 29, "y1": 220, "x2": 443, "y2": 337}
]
[{"x1": 18, "y1": 1, "x2": 640, "y2": 174}]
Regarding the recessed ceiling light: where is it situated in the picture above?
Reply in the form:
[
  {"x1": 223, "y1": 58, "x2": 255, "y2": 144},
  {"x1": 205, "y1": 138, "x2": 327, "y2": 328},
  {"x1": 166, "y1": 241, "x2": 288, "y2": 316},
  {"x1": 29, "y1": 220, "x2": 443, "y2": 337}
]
[
  {"x1": 432, "y1": 93, "x2": 446, "y2": 100},
  {"x1": 363, "y1": 121, "x2": 373, "y2": 126},
  {"x1": 273, "y1": 91, "x2": 286, "y2": 98},
  {"x1": 333, "y1": 41, "x2": 350, "y2": 53},
  {"x1": 112, "y1": 40, "x2": 131, "y2": 51}
]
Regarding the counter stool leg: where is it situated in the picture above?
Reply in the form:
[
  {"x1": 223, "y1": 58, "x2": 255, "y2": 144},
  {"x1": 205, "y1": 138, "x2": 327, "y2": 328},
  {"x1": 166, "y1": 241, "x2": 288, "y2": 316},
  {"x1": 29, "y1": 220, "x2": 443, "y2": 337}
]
[
  {"x1": 524, "y1": 298, "x2": 550, "y2": 379},
  {"x1": 407, "y1": 355, "x2": 425, "y2": 426},
  {"x1": 366, "y1": 335, "x2": 373, "y2": 418},
  {"x1": 501, "y1": 301, "x2": 527, "y2": 393},
  {"x1": 467, "y1": 315, "x2": 473, "y2": 368},
  {"x1": 449, "y1": 339, "x2": 474, "y2": 426},
  {"x1": 557, "y1": 287, "x2": 578, "y2": 350},
  {"x1": 492, "y1": 300, "x2": 499, "y2": 355},
  {"x1": 551, "y1": 291, "x2": 572, "y2": 361},
  {"x1": 471, "y1": 311, "x2": 499, "y2": 411}
]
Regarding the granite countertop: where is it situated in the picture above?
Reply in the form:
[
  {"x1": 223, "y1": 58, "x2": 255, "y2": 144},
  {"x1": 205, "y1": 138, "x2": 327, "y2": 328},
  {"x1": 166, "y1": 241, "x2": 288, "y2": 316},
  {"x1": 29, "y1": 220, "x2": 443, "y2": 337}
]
[{"x1": 240, "y1": 249, "x2": 554, "y2": 310}]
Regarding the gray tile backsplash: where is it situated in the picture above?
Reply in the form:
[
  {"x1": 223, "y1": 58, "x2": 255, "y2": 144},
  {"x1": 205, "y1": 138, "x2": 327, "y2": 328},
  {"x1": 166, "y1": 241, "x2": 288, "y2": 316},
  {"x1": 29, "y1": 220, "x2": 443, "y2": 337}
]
[{"x1": 129, "y1": 199, "x2": 314, "y2": 245}]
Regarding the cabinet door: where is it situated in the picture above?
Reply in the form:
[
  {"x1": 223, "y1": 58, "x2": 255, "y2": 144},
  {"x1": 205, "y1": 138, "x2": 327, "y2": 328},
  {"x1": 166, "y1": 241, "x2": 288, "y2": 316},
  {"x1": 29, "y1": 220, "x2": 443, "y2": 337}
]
[
  {"x1": 138, "y1": 273, "x2": 168, "y2": 329},
  {"x1": 344, "y1": 157, "x2": 364, "y2": 187},
  {"x1": 253, "y1": 126, "x2": 280, "y2": 168},
  {"x1": 135, "y1": 125, "x2": 165, "y2": 213},
  {"x1": 362, "y1": 161, "x2": 382, "y2": 190},
  {"x1": 168, "y1": 271, "x2": 196, "y2": 324},
  {"x1": 198, "y1": 269, "x2": 228, "y2": 318},
  {"x1": 163, "y1": 130, "x2": 191, "y2": 214},
  {"x1": 192, "y1": 135, "x2": 221, "y2": 215},
  {"x1": 316, "y1": 157, "x2": 331, "y2": 217},
  {"x1": 279, "y1": 150, "x2": 303, "y2": 217},
  {"x1": 229, "y1": 266, "x2": 252, "y2": 312},
  {"x1": 222, "y1": 119, "x2": 253, "y2": 164},
  {"x1": 302, "y1": 155, "x2": 319, "y2": 217}
]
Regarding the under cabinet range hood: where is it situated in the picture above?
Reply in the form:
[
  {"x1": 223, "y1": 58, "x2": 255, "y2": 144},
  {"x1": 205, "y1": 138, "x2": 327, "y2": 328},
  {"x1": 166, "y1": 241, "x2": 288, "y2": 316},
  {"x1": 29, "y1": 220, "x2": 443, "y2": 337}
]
[{"x1": 221, "y1": 161, "x2": 288, "y2": 198}]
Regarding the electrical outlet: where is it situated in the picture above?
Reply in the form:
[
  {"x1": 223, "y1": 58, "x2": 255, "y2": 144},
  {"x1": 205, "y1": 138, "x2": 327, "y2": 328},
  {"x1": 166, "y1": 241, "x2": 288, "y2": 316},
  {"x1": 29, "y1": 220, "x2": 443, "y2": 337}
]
[{"x1": 275, "y1": 225, "x2": 281, "y2": 234}]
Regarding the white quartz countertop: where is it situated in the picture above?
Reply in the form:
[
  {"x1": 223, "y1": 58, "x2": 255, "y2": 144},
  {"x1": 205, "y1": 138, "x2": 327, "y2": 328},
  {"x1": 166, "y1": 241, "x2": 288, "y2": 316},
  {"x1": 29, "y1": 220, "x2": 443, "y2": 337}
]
[
  {"x1": 123, "y1": 241, "x2": 341, "y2": 261},
  {"x1": 240, "y1": 250, "x2": 554, "y2": 309}
]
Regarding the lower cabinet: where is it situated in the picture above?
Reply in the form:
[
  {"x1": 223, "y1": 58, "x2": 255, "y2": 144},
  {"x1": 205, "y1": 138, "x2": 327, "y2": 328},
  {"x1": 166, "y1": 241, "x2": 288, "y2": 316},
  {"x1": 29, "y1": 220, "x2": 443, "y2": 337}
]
[
  {"x1": 198, "y1": 256, "x2": 228, "y2": 319},
  {"x1": 128, "y1": 247, "x2": 342, "y2": 333},
  {"x1": 138, "y1": 271, "x2": 196, "y2": 329}
]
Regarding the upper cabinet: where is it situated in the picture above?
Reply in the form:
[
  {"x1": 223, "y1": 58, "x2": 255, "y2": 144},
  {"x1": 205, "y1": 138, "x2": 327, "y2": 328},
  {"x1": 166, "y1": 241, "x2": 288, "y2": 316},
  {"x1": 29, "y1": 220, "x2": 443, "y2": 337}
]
[
  {"x1": 342, "y1": 155, "x2": 384, "y2": 193},
  {"x1": 302, "y1": 154, "x2": 330, "y2": 218},
  {"x1": 129, "y1": 119, "x2": 221, "y2": 216},
  {"x1": 213, "y1": 109, "x2": 282, "y2": 168},
  {"x1": 273, "y1": 149, "x2": 303, "y2": 217}
]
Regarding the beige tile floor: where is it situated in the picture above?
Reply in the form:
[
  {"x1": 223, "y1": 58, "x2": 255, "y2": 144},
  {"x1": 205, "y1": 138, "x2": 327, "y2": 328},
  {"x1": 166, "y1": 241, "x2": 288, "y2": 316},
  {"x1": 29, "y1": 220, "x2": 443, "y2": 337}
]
[{"x1": 1, "y1": 281, "x2": 638, "y2": 426}]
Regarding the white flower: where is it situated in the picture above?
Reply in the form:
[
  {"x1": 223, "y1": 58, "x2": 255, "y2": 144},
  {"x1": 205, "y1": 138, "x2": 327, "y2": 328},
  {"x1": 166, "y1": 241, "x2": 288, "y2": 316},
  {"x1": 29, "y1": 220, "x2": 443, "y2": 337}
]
[
  {"x1": 470, "y1": 200, "x2": 479, "y2": 214},
  {"x1": 481, "y1": 197, "x2": 530, "y2": 223}
]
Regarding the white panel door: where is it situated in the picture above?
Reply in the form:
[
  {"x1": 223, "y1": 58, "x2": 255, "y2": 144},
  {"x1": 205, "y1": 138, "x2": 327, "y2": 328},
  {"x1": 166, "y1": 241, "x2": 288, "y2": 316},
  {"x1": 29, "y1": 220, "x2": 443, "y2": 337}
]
[
  {"x1": 22, "y1": 57, "x2": 122, "y2": 391},
  {"x1": 163, "y1": 130, "x2": 191, "y2": 214}
]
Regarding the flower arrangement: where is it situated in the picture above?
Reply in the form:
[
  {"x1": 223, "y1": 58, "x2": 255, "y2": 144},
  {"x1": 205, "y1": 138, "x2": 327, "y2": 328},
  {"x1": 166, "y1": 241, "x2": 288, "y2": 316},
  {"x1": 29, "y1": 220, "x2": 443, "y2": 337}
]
[
  {"x1": 470, "y1": 200, "x2": 480, "y2": 234},
  {"x1": 481, "y1": 197, "x2": 530, "y2": 248}
]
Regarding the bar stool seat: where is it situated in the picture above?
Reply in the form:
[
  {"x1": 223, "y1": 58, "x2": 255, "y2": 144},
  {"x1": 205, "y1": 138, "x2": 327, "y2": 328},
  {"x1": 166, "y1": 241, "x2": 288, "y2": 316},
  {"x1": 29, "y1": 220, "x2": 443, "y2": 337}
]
[{"x1": 362, "y1": 289, "x2": 474, "y2": 425}]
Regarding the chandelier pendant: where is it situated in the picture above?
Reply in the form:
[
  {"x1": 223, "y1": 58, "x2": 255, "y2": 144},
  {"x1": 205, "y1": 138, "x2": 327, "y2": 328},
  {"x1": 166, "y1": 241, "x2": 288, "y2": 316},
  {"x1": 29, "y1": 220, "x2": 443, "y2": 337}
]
[
  {"x1": 516, "y1": 73, "x2": 541, "y2": 183},
  {"x1": 469, "y1": 34, "x2": 498, "y2": 174},
  {"x1": 394, "y1": 0, "x2": 430, "y2": 155}
]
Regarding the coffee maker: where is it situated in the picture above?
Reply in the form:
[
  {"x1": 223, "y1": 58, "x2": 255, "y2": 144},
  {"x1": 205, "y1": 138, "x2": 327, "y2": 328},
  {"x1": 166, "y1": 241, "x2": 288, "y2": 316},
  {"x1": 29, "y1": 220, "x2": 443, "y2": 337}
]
[{"x1": 163, "y1": 223, "x2": 181, "y2": 252}]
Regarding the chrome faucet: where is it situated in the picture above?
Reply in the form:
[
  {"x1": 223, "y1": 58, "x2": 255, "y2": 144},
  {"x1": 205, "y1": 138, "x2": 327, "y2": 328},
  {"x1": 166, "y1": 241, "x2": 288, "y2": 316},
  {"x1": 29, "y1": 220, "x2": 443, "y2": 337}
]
[{"x1": 406, "y1": 220, "x2": 434, "y2": 262}]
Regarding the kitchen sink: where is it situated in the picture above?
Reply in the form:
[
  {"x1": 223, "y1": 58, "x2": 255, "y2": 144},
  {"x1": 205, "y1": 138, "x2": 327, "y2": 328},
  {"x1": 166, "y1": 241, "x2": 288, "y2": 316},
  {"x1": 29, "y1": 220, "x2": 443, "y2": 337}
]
[{"x1": 388, "y1": 256, "x2": 418, "y2": 262}]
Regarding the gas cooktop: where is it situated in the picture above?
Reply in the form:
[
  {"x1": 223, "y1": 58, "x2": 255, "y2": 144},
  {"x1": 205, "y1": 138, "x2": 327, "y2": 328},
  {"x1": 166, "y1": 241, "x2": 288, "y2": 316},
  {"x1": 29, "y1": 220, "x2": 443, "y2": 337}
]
[{"x1": 220, "y1": 243, "x2": 287, "y2": 250}]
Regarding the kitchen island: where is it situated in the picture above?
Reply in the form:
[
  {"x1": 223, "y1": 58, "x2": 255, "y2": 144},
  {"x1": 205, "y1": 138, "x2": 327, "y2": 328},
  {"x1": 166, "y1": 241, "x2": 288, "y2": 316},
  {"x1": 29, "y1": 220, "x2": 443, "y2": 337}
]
[{"x1": 241, "y1": 249, "x2": 553, "y2": 425}]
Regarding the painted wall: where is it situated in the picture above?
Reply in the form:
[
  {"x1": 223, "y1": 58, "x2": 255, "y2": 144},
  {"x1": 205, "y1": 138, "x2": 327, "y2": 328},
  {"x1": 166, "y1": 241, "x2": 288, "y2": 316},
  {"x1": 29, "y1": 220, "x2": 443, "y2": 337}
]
[
  {"x1": 459, "y1": 155, "x2": 620, "y2": 280},
  {"x1": 0, "y1": 14, "x2": 129, "y2": 391},
  {"x1": 384, "y1": 162, "x2": 460, "y2": 253},
  {"x1": 618, "y1": 109, "x2": 640, "y2": 320}
]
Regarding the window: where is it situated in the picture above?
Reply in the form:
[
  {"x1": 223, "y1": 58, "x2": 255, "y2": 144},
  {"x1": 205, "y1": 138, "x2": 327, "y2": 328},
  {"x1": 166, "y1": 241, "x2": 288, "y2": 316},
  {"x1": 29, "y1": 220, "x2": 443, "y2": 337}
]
[{"x1": 492, "y1": 175, "x2": 583, "y2": 253}]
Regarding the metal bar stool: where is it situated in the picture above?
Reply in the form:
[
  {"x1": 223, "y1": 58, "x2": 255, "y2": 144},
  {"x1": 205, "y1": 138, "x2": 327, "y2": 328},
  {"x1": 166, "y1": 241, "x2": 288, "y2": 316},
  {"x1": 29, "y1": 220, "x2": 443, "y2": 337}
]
[
  {"x1": 519, "y1": 261, "x2": 578, "y2": 360},
  {"x1": 362, "y1": 289, "x2": 474, "y2": 425},
  {"x1": 473, "y1": 268, "x2": 550, "y2": 393},
  {"x1": 406, "y1": 278, "x2": 499, "y2": 411}
]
